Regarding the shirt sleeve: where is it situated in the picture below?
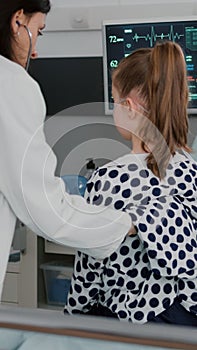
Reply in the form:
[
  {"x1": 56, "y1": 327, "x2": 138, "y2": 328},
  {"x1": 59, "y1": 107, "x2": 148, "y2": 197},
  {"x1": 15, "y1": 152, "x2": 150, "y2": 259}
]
[
  {"x1": 0, "y1": 70, "x2": 131, "y2": 259},
  {"x1": 66, "y1": 251, "x2": 105, "y2": 314}
]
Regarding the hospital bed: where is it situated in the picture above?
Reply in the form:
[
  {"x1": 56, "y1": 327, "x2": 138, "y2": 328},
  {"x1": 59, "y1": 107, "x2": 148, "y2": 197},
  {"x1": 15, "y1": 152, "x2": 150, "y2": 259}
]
[{"x1": 0, "y1": 305, "x2": 196, "y2": 350}]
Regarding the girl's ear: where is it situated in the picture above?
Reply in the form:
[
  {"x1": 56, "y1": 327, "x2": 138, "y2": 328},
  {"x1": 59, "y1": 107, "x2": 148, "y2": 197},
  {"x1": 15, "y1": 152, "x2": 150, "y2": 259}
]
[
  {"x1": 126, "y1": 97, "x2": 136, "y2": 111},
  {"x1": 126, "y1": 97, "x2": 138, "y2": 120}
]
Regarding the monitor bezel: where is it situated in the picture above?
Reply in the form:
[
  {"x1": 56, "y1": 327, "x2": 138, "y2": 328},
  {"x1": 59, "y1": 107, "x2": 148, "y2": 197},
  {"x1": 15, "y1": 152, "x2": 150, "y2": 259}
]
[{"x1": 102, "y1": 16, "x2": 197, "y2": 115}]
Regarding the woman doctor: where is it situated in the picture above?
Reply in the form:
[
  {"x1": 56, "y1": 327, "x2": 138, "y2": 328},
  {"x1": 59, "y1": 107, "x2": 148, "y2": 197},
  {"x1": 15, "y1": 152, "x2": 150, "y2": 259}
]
[{"x1": 0, "y1": 0, "x2": 132, "y2": 299}]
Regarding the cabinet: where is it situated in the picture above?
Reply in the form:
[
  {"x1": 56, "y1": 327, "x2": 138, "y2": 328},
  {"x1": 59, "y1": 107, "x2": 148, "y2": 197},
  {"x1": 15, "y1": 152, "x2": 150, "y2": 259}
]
[
  {"x1": 2, "y1": 263, "x2": 19, "y2": 304},
  {"x1": 38, "y1": 238, "x2": 75, "y2": 309},
  {"x1": 1, "y1": 227, "x2": 76, "y2": 309},
  {"x1": 2, "y1": 228, "x2": 38, "y2": 307},
  {"x1": 44, "y1": 240, "x2": 75, "y2": 255}
]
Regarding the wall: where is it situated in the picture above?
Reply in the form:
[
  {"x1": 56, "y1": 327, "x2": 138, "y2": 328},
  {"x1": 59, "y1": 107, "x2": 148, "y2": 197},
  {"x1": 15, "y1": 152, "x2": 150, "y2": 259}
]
[
  {"x1": 39, "y1": 0, "x2": 197, "y2": 57},
  {"x1": 38, "y1": 0, "x2": 197, "y2": 174}
]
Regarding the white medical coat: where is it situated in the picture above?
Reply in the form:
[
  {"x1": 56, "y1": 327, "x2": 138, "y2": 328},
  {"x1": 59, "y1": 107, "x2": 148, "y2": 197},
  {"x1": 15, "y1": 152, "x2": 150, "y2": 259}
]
[{"x1": 0, "y1": 56, "x2": 131, "y2": 297}]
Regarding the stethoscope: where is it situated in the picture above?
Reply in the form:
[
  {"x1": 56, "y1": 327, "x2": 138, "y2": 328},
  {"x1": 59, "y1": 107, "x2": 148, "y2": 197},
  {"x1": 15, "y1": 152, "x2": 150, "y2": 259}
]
[{"x1": 16, "y1": 20, "x2": 32, "y2": 71}]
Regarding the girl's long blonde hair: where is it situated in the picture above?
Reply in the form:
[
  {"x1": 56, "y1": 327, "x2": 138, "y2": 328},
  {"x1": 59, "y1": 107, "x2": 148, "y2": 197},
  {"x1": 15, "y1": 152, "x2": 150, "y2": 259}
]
[{"x1": 112, "y1": 41, "x2": 191, "y2": 179}]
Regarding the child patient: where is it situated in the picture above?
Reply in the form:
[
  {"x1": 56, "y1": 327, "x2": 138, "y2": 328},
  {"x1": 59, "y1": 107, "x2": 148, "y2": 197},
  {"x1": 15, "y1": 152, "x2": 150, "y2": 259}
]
[{"x1": 65, "y1": 41, "x2": 197, "y2": 326}]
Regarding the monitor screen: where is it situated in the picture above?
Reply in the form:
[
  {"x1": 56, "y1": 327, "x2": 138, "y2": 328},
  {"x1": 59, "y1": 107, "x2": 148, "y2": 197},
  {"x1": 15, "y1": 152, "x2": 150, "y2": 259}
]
[
  {"x1": 29, "y1": 57, "x2": 104, "y2": 117},
  {"x1": 103, "y1": 17, "x2": 197, "y2": 115}
]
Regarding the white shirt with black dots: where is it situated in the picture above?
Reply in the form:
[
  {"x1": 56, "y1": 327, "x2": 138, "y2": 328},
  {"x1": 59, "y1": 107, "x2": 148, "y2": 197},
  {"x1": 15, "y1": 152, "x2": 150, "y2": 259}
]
[{"x1": 66, "y1": 152, "x2": 197, "y2": 324}]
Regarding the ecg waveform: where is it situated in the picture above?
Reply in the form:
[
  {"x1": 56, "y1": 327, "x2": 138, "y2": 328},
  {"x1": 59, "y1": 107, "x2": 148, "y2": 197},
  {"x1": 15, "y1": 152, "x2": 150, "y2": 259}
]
[{"x1": 128, "y1": 25, "x2": 184, "y2": 47}]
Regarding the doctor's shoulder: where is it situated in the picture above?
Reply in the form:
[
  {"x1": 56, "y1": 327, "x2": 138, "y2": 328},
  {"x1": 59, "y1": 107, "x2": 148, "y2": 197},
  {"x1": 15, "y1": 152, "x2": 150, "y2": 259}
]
[
  {"x1": 0, "y1": 55, "x2": 42, "y2": 94},
  {"x1": 0, "y1": 55, "x2": 46, "y2": 120}
]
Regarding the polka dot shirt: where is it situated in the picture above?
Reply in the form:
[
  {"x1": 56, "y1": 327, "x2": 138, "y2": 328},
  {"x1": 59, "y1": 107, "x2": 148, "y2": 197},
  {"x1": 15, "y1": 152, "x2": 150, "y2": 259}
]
[{"x1": 65, "y1": 152, "x2": 197, "y2": 324}]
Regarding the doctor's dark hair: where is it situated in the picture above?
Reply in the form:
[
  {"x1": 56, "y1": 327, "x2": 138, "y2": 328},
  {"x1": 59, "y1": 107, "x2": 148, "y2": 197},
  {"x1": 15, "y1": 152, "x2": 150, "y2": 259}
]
[
  {"x1": 0, "y1": 0, "x2": 51, "y2": 60},
  {"x1": 112, "y1": 41, "x2": 191, "y2": 179}
]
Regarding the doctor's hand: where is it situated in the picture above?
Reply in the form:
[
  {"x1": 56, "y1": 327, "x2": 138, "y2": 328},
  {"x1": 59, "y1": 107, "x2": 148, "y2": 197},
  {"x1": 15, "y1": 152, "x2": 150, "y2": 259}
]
[{"x1": 128, "y1": 225, "x2": 137, "y2": 236}]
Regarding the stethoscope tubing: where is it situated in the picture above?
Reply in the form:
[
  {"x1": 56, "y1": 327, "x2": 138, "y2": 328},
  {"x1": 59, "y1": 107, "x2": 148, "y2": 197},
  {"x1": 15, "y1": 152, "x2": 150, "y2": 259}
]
[{"x1": 23, "y1": 25, "x2": 32, "y2": 71}]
